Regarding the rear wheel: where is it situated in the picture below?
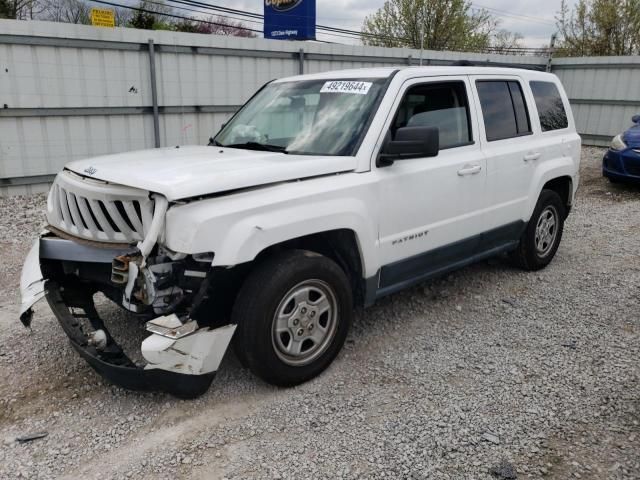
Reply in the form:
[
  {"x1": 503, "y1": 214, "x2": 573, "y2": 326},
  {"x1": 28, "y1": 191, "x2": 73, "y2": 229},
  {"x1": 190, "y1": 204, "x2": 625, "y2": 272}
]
[
  {"x1": 511, "y1": 189, "x2": 565, "y2": 271},
  {"x1": 232, "y1": 250, "x2": 352, "y2": 387}
]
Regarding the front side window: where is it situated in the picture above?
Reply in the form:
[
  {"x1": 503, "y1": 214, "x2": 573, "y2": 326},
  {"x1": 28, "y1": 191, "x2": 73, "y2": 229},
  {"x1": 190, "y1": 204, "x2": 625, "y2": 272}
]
[
  {"x1": 530, "y1": 81, "x2": 569, "y2": 132},
  {"x1": 391, "y1": 81, "x2": 472, "y2": 149},
  {"x1": 476, "y1": 80, "x2": 532, "y2": 142},
  {"x1": 214, "y1": 78, "x2": 387, "y2": 156}
]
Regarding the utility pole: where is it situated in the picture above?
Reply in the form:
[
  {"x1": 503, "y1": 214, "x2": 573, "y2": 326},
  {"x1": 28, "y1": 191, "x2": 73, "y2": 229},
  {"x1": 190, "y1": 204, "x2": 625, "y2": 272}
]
[
  {"x1": 546, "y1": 32, "x2": 557, "y2": 72},
  {"x1": 419, "y1": 6, "x2": 425, "y2": 66}
]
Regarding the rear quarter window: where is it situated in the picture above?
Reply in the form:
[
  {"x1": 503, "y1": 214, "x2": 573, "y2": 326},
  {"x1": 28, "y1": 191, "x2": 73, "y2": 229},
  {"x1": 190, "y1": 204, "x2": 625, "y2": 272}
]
[{"x1": 529, "y1": 81, "x2": 569, "y2": 132}]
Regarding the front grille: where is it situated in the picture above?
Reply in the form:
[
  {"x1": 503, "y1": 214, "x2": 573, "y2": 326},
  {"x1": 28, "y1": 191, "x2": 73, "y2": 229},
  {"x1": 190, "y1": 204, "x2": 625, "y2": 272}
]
[{"x1": 47, "y1": 170, "x2": 154, "y2": 244}]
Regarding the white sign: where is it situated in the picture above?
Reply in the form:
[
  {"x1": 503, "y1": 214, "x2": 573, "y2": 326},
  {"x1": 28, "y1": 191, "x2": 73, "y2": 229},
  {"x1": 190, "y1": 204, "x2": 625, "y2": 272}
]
[{"x1": 320, "y1": 81, "x2": 373, "y2": 95}]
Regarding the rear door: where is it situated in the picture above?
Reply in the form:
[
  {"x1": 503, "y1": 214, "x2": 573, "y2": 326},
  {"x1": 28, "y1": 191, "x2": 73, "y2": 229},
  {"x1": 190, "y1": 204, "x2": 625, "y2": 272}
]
[
  {"x1": 470, "y1": 75, "x2": 535, "y2": 244},
  {"x1": 527, "y1": 79, "x2": 581, "y2": 198}
]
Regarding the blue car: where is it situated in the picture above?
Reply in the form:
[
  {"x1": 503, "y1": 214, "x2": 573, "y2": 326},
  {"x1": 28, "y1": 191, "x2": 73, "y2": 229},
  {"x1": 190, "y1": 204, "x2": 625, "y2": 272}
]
[{"x1": 603, "y1": 115, "x2": 640, "y2": 183}]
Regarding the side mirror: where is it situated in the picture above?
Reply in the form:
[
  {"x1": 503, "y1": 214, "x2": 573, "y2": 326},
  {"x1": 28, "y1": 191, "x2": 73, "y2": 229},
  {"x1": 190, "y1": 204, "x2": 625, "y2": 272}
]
[
  {"x1": 632, "y1": 114, "x2": 640, "y2": 124},
  {"x1": 378, "y1": 126, "x2": 439, "y2": 166}
]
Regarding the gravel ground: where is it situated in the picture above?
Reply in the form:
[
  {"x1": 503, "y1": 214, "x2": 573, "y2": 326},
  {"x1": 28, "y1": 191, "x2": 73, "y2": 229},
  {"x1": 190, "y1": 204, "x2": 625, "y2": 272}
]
[{"x1": 0, "y1": 147, "x2": 639, "y2": 480}]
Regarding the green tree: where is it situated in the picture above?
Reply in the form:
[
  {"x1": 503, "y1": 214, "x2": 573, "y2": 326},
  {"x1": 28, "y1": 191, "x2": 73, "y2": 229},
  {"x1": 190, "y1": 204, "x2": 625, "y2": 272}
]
[
  {"x1": 361, "y1": 0, "x2": 516, "y2": 52},
  {"x1": 128, "y1": 0, "x2": 172, "y2": 30},
  {"x1": 556, "y1": 0, "x2": 640, "y2": 56}
]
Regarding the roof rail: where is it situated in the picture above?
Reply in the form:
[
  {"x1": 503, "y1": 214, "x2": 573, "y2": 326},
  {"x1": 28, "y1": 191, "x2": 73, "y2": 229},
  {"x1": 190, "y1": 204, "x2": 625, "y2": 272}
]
[{"x1": 448, "y1": 59, "x2": 545, "y2": 71}]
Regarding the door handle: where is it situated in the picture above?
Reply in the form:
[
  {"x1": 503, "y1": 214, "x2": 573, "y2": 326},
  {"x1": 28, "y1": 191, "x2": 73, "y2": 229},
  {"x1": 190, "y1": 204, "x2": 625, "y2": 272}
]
[
  {"x1": 457, "y1": 164, "x2": 482, "y2": 176},
  {"x1": 524, "y1": 152, "x2": 541, "y2": 162}
]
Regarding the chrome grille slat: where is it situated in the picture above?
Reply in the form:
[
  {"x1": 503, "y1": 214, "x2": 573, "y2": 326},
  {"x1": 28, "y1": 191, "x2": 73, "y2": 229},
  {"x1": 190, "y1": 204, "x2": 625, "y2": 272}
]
[
  {"x1": 52, "y1": 184, "x2": 64, "y2": 222},
  {"x1": 141, "y1": 203, "x2": 154, "y2": 236},
  {"x1": 77, "y1": 196, "x2": 99, "y2": 232},
  {"x1": 66, "y1": 191, "x2": 86, "y2": 233},
  {"x1": 104, "y1": 201, "x2": 134, "y2": 237},
  {"x1": 89, "y1": 199, "x2": 116, "y2": 237},
  {"x1": 58, "y1": 187, "x2": 73, "y2": 228},
  {"x1": 122, "y1": 200, "x2": 144, "y2": 233},
  {"x1": 46, "y1": 171, "x2": 153, "y2": 244}
]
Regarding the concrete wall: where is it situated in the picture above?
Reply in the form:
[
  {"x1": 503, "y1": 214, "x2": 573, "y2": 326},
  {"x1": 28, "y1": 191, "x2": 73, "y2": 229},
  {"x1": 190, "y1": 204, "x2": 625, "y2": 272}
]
[{"x1": 1, "y1": 19, "x2": 638, "y2": 195}]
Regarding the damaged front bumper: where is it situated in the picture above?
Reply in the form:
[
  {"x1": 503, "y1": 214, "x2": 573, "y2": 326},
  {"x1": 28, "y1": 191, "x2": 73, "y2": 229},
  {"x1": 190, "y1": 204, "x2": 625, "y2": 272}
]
[
  {"x1": 19, "y1": 240, "x2": 46, "y2": 328},
  {"x1": 19, "y1": 233, "x2": 236, "y2": 398}
]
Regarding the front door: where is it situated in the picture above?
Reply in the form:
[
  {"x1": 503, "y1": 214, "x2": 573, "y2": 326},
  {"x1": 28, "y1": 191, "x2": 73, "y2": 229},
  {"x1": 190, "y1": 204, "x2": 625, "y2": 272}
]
[{"x1": 375, "y1": 76, "x2": 487, "y2": 293}]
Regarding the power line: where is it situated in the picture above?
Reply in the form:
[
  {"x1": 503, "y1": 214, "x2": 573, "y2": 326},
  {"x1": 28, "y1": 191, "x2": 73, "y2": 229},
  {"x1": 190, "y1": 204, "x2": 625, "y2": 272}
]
[
  {"x1": 471, "y1": 3, "x2": 556, "y2": 26},
  {"x1": 90, "y1": 0, "x2": 264, "y2": 33},
  {"x1": 164, "y1": 0, "x2": 407, "y2": 42},
  {"x1": 87, "y1": 0, "x2": 378, "y2": 43},
  {"x1": 130, "y1": 0, "x2": 374, "y2": 43},
  {"x1": 88, "y1": 0, "x2": 550, "y2": 54},
  {"x1": 165, "y1": 0, "x2": 554, "y2": 48}
]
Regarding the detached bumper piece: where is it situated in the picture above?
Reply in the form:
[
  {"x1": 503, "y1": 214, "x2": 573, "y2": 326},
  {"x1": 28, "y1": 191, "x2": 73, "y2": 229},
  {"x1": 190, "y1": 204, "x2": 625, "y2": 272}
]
[{"x1": 46, "y1": 282, "x2": 216, "y2": 398}]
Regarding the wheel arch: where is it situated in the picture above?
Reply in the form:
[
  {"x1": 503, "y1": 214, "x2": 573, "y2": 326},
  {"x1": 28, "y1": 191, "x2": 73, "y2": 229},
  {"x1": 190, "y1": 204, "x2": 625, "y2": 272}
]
[
  {"x1": 542, "y1": 175, "x2": 573, "y2": 215},
  {"x1": 202, "y1": 228, "x2": 370, "y2": 320},
  {"x1": 526, "y1": 156, "x2": 576, "y2": 221},
  {"x1": 253, "y1": 229, "x2": 367, "y2": 306}
]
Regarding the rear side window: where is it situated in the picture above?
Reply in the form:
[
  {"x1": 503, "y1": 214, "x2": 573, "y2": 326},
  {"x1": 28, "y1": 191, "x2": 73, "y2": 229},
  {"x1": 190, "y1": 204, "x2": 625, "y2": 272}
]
[
  {"x1": 476, "y1": 80, "x2": 531, "y2": 142},
  {"x1": 530, "y1": 81, "x2": 569, "y2": 131}
]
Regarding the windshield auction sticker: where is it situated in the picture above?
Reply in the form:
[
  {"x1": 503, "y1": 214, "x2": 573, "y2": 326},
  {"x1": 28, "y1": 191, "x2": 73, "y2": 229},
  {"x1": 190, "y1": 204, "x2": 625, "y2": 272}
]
[{"x1": 320, "y1": 81, "x2": 373, "y2": 95}]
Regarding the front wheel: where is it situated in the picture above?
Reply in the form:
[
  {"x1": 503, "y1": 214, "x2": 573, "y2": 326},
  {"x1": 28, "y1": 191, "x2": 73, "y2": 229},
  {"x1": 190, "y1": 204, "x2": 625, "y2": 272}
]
[
  {"x1": 232, "y1": 250, "x2": 352, "y2": 387},
  {"x1": 511, "y1": 189, "x2": 566, "y2": 271}
]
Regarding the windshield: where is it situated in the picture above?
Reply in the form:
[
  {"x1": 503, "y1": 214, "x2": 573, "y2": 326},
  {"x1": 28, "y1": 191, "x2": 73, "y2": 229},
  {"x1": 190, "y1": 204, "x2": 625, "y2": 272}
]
[{"x1": 214, "y1": 78, "x2": 388, "y2": 156}]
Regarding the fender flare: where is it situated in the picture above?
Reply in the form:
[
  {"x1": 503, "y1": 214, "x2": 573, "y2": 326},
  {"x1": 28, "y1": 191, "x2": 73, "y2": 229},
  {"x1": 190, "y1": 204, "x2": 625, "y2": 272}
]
[
  {"x1": 525, "y1": 157, "x2": 576, "y2": 220},
  {"x1": 214, "y1": 204, "x2": 377, "y2": 277}
]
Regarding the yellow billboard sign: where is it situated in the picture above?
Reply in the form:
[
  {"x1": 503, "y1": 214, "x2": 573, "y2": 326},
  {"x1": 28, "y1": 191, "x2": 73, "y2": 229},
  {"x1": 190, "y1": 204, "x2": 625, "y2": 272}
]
[{"x1": 91, "y1": 8, "x2": 115, "y2": 28}]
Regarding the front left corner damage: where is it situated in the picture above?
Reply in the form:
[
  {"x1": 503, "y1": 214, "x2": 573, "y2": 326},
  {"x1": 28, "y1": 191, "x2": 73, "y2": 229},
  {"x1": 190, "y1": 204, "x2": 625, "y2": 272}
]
[
  {"x1": 142, "y1": 322, "x2": 236, "y2": 375},
  {"x1": 45, "y1": 281, "x2": 232, "y2": 398},
  {"x1": 19, "y1": 241, "x2": 46, "y2": 328}
]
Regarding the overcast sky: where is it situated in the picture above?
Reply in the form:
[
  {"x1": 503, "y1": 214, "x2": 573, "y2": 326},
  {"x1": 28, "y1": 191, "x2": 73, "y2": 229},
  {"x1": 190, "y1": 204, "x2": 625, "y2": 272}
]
[{"x1": 209, "y1": 0, "x2": 578, "y2": 48}]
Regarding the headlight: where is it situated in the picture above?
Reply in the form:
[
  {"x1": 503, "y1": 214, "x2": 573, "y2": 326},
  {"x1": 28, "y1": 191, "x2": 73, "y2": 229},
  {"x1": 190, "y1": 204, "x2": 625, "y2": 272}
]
[{"x1": 610, "y1": 134, "x2": 627, "y2": 151}]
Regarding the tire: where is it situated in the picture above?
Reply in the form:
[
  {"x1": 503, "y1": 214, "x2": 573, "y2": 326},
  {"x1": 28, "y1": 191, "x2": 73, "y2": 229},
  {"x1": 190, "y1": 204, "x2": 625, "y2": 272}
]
[
  {"x1": 232, "y1": 249, "x2": 353, "y2": 387},
  {"x1": 511, "y1": 189, "x2": 566, "y2": 271}
]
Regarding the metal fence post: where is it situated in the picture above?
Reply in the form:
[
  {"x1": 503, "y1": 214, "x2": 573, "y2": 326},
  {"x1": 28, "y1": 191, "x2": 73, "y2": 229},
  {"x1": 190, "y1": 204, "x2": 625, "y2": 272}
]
[
  {"x1": 407, "y1": 55, "x2": 412, "y2": 66},
  {"x1": 148, "y1": 39, "x2": 160, "y2": 148},
  {"x1": 298, "y1": 48, "x2": 305, "y2": 75}
]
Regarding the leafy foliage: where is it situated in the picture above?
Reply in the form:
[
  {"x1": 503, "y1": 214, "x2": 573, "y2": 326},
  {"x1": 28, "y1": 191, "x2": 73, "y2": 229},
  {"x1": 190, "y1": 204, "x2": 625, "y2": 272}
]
[
  {"x1": 556, "y1": 0, "x2": 640, "y2": 56},
  {"x1": 361, "y1": 0, "x2": 520, "y2": 52}
]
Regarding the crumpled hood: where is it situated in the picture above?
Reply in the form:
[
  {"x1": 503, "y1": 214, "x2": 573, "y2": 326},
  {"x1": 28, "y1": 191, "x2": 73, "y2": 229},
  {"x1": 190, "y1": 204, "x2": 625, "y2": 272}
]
[
  {"x1": 65, "y1": 146, "x2": 357, "y2": 201},
  {"x1": 622, "y1": 119, "x2": 640, "y2": 148}
]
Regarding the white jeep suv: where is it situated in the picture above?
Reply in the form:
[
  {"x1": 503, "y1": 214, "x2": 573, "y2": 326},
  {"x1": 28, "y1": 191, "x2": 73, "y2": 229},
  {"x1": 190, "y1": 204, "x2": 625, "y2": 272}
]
[{"x1": 20, "y1": 66, "x2": 581, "y2": 397}]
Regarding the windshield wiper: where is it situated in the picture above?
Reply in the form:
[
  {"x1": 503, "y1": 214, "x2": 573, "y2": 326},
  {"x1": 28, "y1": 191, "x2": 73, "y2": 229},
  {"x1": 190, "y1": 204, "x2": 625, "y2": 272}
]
[{"x1": 223, "y1": 142, "x2": 289, "y2": 154}]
